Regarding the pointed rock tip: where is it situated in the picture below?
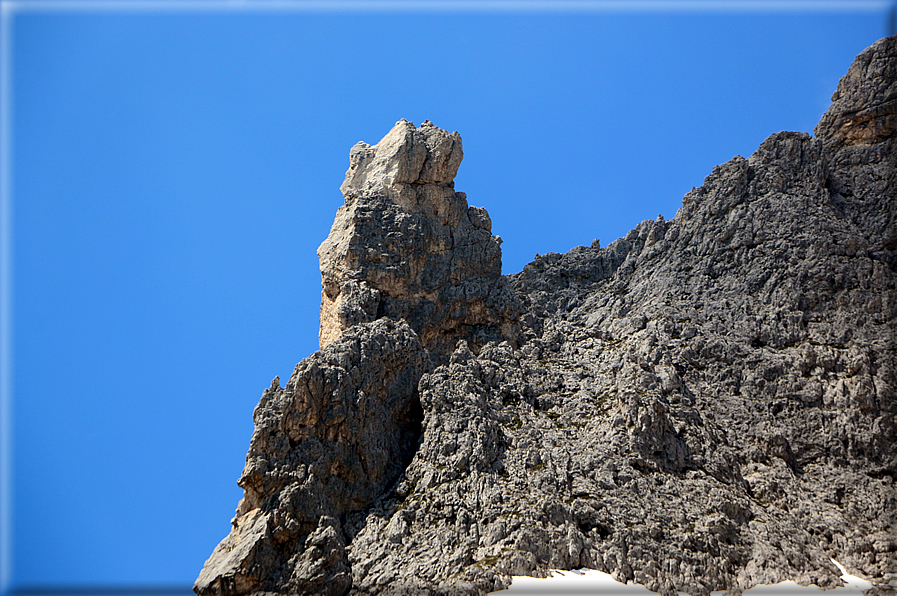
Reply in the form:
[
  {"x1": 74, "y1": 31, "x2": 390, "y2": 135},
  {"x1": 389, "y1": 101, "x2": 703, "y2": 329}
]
[
  {"x1": 340, "y1": 119, "x2": 463, "y2": 194},
  {"x1": 815, "y1": 34, "x2": 897, "y2": 147}
]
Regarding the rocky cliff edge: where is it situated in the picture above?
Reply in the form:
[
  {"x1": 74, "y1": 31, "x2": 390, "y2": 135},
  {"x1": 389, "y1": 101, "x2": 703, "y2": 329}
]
[{"x1": 196, "y1": 35, "x2": 897, "y2": 596}]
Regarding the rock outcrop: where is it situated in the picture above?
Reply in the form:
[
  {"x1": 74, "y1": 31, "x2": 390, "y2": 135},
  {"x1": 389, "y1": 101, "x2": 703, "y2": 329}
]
[
  {"x1": 197, "y1": 35, "x2": 897, "y2": 596},
  {"x1": 317, "y1": 119, "x2": 521, "y2": 359},
  {"x1": 196, "y1": 319, "x2": 428, "y2": 595}
]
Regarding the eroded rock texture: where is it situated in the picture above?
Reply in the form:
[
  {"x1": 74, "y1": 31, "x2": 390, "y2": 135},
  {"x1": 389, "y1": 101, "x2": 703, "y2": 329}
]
[
  {"x1": 196, "y1": 319, "x2": 428, "y2": 595},
  {"x1": 317, "y1": 119, "x2": 521, "y2": 358},
  {"x1": 197, "y1": 35, "x2": 897, "y2": 596}
]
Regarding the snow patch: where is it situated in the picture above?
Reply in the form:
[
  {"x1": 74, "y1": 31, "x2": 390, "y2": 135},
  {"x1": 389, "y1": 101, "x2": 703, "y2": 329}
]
[{"x1": 489, "y1": 560, "x2": 872, "y2": 595}]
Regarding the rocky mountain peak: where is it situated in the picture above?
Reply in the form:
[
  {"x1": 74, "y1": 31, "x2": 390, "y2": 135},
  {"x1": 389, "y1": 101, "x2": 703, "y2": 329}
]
[
  {"x1": 318, "y1": 119, "x2": 521, "y2": 358},
  {"x1": 816, "y1": 35, "x2": 897, "y2": 148},
  {"x1": 198, "y1": 36, "x2": 896, "y2": 596}
]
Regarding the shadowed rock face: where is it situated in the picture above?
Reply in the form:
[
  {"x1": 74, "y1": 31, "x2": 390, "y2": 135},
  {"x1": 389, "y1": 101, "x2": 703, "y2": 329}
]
[
  {"x1": 195, "y1": 319, "x2": 428, "y2": 596},
  {"x1": 197, "y1": 36, "x2": 897, "y2": 596},
  {"x1": 317, "y1": 119, "x2": 522, "y2": 359}
]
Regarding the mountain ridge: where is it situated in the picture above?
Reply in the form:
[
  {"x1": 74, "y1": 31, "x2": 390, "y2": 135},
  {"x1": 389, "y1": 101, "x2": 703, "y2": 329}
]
[{"x1": 196, "y1": 34, "x2": 896, "y2": 596}]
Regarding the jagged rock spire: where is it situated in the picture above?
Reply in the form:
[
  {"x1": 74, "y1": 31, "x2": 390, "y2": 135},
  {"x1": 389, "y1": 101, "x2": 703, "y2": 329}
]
[{"x1": 317, "y1": 119, "x2": 521, "y2": 358}]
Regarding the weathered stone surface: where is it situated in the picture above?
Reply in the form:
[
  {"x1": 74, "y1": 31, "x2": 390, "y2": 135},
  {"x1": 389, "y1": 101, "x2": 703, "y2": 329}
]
[
  {"x1": 816, "y1": 35, "x2": 897, "y2": 149},
  {"x1": 816, "y1": 35, "x2": 897, "y2": 274},
  {"x1": 317, "y1": 119, "x2": 522, "y2": 359},
  {"x1": 196, "y1": 318, "x2": 427, "y2": 596},
  {"x1": 198, "y1": 35, "x2": 897, "y2": 596}
]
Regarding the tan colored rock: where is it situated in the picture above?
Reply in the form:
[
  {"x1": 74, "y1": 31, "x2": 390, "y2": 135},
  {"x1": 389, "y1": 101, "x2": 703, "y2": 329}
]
[
  {"x1": 194, "y1": 508, "x2": 275, "y2": 596},
  {"x1": 318, "y1": 119, "x2": 521, "y2": 358},
  {"x1": 816, "y1": 35, "x2": 897, "y2": 148}
]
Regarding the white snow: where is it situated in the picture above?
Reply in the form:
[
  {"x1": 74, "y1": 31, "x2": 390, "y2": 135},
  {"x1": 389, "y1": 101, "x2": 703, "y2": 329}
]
[{"x1": 488, "y1": 560, "x2": 873, "y2": 595}]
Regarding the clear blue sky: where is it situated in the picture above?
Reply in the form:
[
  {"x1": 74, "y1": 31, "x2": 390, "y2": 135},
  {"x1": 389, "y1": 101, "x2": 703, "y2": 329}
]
[{"x1": 2, "y1": 0, "x2": 894, "y2": 590}]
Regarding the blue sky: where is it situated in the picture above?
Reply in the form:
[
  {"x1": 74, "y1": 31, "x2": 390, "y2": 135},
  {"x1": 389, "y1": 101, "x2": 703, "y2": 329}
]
[{"x1": 2, "y1": 0, "x2": 894, "y2": 591}]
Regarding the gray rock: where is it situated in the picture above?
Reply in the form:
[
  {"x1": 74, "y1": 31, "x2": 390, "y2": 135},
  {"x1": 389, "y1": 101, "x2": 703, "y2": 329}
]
[
  {"x1": 197, "y1": 35, "x2": 897, "y2": 596},
  {"x1": 196, "y1": 318, "x2": 427, "y2": 596},
  {"x1": 317, "y1": 119, "x2": 522, "y2": 359}
]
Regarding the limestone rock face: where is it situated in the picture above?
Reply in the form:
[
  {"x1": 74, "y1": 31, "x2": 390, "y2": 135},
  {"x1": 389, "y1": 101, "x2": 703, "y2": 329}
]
[
  {"x1": 317, "y1": 119, "x2": 522, "y2": 358},
  {"x1": 197, "y1": 35, "x2": 897, "y2": 596},
  {"x1": 816, "y1": 35, "x2": 897, "y2": 273},
  {"x1": 816, "y1": 35, "x2": 897, "y2": 149},
  {"x1": 196, "y1": 319, "x2": 427, "y2": 596}
]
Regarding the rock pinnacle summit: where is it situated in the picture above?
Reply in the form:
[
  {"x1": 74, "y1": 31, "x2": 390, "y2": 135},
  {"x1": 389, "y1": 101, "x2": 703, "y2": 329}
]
[{"x1": 317, "y1": 119, "x2": 522, "y2": 358}]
